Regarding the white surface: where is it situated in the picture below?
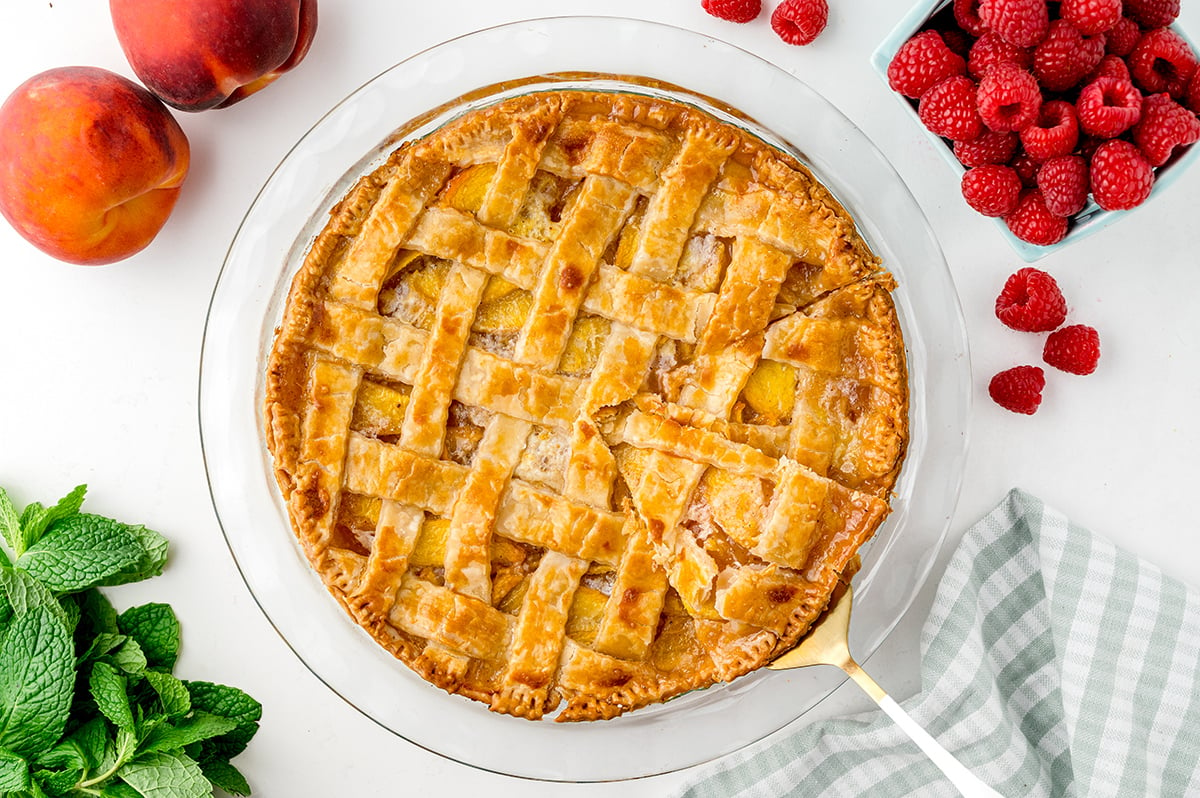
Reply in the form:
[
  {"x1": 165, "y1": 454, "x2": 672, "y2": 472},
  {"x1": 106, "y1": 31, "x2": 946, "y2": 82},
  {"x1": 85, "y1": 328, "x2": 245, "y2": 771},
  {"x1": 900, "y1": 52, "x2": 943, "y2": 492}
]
[{"x1": 1, "y1": 1, "x2": 1197, "y2": 795}]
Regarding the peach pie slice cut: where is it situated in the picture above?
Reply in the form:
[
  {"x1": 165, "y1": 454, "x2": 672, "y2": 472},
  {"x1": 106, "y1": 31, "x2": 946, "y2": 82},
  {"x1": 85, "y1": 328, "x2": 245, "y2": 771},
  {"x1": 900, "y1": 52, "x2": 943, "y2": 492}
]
[{"x1": 265, "y1": 90, "x2": 908, "y2": 721}]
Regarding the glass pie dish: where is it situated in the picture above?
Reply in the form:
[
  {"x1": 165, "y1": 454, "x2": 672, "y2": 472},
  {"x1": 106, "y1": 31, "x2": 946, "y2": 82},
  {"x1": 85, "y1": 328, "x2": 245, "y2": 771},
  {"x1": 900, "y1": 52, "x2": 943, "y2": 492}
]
[{"x1": 199, "y1": 16, "x2": 970, "y2": 782}]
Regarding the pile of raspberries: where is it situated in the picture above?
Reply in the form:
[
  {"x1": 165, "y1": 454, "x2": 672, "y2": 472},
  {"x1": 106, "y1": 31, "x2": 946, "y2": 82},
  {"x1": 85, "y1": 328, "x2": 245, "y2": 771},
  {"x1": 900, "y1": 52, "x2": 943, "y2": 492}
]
[{"x1": 888, "y1": 0, "x2": 1200, "y2": 246}]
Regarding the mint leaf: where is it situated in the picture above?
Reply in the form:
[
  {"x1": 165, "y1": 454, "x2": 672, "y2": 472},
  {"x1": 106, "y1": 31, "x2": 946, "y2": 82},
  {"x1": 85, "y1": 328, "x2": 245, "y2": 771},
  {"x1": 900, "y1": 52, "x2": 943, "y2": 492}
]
[
  {"x1": 81, "y1": 632, "x2": 127, "y2": 664},
  {"x1": 0, "y1": 746, "x2": 30, "y2": 792},
  {"x1": 142, "y1": 672, "x2": 189, "y2": 719},
  {"x1": 33, "y1": 765, "x2": 80, "y2": 794},
  {"x1": 97, "y1": 526, "x2": 168, "y2": 588},
  {"x1": 17, "y1": 485, "x2": 87, "y2": 555},
  {"x1": 75, "y1": 588, "x2": 120, "y2": 640},
  {"x1": 198, "y1": 759, "x2": 250, "y2": 797},
  {"x1": 118, "y1": 605, "x2": 180, "y2": 672},
  {"x1": 17, "y1": 515, "x2": 142, "y2": 593},
  {"x1": 34, "y1": 739, "x2": 88, "y2": 775},
  {"x1": 117, "y1": 751, "x2": 211, "y2": 798},
  {"x1": 0, "y1": 488, "x2": 21, "y2": 556},
  {"x1": 0, "y1": 568, "x2": 69, "y2": 626},
  {"x1": 139, "y1": 713, "x2": 235, "y2": 756},
  {"x1": 90, "y1": 662, "x2": 134, "y2": 732},
  {"x1": 69, "y1": 717, "x2": 110, "y2": 769},
  {"x1": 101, "y1": 784, "x2": 141, "y2": 798},
  {"x1": 181, "y1": 683, "x2": 260, "y2": 760},
  {"x1": 107, "y1": 638, "x2": 147, "y2": 676},
  {"x1": 0, "y1": 606, "x2": 74, "y2": 758}
]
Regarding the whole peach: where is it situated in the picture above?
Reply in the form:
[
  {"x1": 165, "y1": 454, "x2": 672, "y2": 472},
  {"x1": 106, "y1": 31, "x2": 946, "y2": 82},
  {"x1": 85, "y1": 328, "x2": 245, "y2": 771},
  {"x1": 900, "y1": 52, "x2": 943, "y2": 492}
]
[
  {"x1": 110, "y1": 0, "x2": 318, "y2": 111},
  {"x1": 0, "y1": 66, "x2": 190, "y2": 266}
]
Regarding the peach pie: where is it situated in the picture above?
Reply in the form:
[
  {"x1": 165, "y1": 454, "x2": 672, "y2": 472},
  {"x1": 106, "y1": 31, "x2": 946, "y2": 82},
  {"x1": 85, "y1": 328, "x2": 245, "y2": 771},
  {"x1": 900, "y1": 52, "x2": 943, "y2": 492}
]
[{"x1": 264, "y1": 89, "x2": 908, "y2": 721}]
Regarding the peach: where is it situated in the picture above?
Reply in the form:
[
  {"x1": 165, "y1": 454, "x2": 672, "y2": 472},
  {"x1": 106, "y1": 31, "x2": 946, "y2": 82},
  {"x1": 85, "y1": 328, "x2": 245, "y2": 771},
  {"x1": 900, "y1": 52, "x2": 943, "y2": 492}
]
[
  {"x1": 110, "y1": 0, "x2": 318, "y2": 111},
  {"x1": 0, "y1": 67, "x2": 190, "y2": 266}
]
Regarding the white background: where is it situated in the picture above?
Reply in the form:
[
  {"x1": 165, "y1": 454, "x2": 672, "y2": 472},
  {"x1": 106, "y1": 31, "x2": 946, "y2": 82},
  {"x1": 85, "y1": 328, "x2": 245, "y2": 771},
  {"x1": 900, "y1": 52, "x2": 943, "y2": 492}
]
[{"x1": 1, "y1": 1, "x2": 1197, "y2": 795}]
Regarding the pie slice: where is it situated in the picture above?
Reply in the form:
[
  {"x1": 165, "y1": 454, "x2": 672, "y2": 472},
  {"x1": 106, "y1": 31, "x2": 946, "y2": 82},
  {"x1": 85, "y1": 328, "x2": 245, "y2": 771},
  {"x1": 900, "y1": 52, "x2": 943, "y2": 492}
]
[{"x1": 264, "y1": 89, "x2": 908, "y2": 721}]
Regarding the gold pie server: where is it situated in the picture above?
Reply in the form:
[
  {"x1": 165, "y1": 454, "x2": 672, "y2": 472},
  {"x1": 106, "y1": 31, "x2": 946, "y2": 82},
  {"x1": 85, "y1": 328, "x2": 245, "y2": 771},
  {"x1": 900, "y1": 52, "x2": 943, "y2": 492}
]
[{"x1": 769, "y1": 584, "x2": 1005, "y2": 798}]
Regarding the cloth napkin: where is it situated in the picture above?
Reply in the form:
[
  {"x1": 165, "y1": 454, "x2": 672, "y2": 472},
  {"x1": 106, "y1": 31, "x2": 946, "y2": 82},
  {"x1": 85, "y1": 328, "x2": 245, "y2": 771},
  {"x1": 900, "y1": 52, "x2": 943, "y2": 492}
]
[{"x1": 674, "y1": 488, "x2": 1200, "y2": 797}]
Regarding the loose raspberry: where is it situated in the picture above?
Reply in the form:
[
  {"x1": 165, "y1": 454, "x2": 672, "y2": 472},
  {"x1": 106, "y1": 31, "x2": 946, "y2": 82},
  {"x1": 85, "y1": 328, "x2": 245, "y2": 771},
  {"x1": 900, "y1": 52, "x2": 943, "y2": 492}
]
[
  {"x1": 1076, "y1": 76, "x2": 1144, "y2": 137},
  {"x1": 920, "y1": 76, "x2": 985, "y2": 140},
  {"x1": 954, "y1": 0, "x2": 989, "y2": 37},
  {"x1": 1086, "y1": 53, "x2": 1132, "y2": 84},
  {"x1": 1123, "y1": 0, "x2": 1181, "y2": 29},
  {"x1": 995, "y1": 266, "x2": 1068, "y2": 332},
  {"x1": 1011, "y1": 151, "x2": 1041, "y2": 185},
  {"x1": 980, "y1": 0, "x2": 1049, "y2": 48},
  {"x1": 702, "y1": 0, "x2": 762, "y2": 22},
  {"x1": 989, "y1": 365, "x2": 1046, "y2": 414},
  {"x1": 1090, "y1": 139, "x2": 1155, "y2": 209},
  {"x1": 1037, "y1": 155, "x2": 1090, "y2": 216},
  {"x1": 1187, "y1": 72, "x2": 1200, "y2": 114},
  {"x1": 1005, "y1": 189, "x2": 1069, "y2": 244},
  {"x1": 978, "y1": 62, "x2": 1043, "y2": 131},
  {"x1": 962, "y1": 164, "x2": 1023, "y2": 216},
  {"x1": 954, "y1": 130, "x2": 1020, "y2": 166},
  {"x1": 1105, "y1": 17, "x2": 1142, "y2": 57},
  {"x1": 1033, "y1": 20, "x2": 1107, "y2": 93},
  {"x1": 969, "y1": 32, "x2": 1033, "y2": 79},
  {"x1": 771, "y1": 0, "x2": 828, "y2": 46},
  {"x1": 941, "y1": 29, "x2": 974, "y2": 58},
  {"x1": 1060, "y1": 0, "x2": 1121, "y2": 36},
  {"x1": 1019, "y1": 100, "x2": 1080, "y2": 161},
  {"x1": 1132, "y1": 92, "x2": 1200, "y2": 166},
  {"x1": 888, "y1": 31, "x2": 968, "y2": 98},
  {"x1": 1043, "y1": 324, "x2": 1101, "y2": 375},
  {"x1": 1128, "y1": 28, "x2": 1199, "y2": 98},
  {"x1": 1077, "y1": 134, "x2": 1105, "y2": 160}
]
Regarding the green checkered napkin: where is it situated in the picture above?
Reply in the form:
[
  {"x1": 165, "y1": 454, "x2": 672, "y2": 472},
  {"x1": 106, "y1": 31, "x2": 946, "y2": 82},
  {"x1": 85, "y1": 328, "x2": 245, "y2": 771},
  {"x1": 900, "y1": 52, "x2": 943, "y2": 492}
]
[{"x1": 675, "y1": 488, "x2": 1200, "y2": 797}]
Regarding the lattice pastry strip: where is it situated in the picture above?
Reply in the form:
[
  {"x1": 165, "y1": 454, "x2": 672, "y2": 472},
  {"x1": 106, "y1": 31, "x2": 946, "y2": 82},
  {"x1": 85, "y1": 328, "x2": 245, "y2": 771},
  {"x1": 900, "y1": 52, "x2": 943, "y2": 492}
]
[{"x1": 265, "y1": 89, "x2": 909, "y2": 722}]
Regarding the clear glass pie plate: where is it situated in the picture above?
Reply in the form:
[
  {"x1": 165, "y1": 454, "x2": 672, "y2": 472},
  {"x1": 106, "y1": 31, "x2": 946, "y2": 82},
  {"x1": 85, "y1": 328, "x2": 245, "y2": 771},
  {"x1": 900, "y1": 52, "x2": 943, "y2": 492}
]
[{"x1": 199, "y1": 16, "x2": 970, "y2": 783}]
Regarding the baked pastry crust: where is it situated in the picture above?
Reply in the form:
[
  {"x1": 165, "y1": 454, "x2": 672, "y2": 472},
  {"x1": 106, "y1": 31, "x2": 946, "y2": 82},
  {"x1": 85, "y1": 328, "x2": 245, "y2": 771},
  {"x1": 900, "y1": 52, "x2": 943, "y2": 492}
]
[{"x1": 265, "y1": 89, "x2": 908, "y2": 721}]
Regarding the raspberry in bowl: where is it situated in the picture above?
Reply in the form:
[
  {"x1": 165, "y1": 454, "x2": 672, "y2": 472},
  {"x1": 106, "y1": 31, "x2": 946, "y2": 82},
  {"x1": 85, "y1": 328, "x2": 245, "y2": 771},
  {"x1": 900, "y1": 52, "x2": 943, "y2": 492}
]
[{"x1": 870, "y1": 0, "x2": 1200, "y2": 260}]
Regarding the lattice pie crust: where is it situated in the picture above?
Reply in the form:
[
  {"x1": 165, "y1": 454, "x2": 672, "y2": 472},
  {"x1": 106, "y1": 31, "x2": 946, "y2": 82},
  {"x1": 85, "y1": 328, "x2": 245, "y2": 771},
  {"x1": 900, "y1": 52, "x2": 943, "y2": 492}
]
[{"x1": 265, "y1": 90, "x2": 908, "y2": 721}]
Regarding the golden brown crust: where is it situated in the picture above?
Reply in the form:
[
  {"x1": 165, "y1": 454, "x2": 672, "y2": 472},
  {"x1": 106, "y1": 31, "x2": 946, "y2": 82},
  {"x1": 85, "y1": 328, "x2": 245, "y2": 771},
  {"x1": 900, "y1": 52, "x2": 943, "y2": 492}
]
[{"x1": 264, "y1": 90, "x2": 908, "y2": 721}]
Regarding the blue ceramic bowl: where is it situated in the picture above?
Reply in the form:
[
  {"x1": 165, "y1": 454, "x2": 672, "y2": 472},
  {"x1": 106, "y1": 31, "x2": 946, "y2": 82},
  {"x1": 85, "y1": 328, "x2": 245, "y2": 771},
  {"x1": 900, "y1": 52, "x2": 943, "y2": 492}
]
[{"x1": 869, "y1": 1, "x2": 1200, "y2": 261}]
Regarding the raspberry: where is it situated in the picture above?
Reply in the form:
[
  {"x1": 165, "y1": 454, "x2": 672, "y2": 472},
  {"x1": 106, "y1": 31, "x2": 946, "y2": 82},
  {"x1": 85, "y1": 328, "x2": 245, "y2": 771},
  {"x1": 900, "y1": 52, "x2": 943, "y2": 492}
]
[
  {"x1": 771, "y1": 0, "x2": 828, "y2": 46},
  {"x1": 989, "y1": 365, "x2": 1046, "y2": 414},
  {"x1": 962, "y1": 164, "x2": 1023, "y2": 216},
  {"x1": 1037, "y1": 155, "x2": 1090, "y2": 216},
  {"x1": 1033, "y1": 20, "x2": 1107, "y2": 93},
  {"x1": 995, "y1": 266, "x2": 1068, "y2": 332},
  {"x1": 1105, "y1": 17, "x2": 1142, "y2": 58},
  {"x1": 1011, "y1": 151, "x2": 1041, "y2": 185},
  {"x1": 888, "y1": 31, "x2": 968, "y2": 98},
  {"x1": 1019, "y1": 100, "x2": 1080, "y2": 161},
  {"x1": 980, "y1": 0, "x2": 1049, "y2": 48},
  {"x1": 1005, "y1": 189, "x2": 1069, "y2": 244},
  {"x1": 1076, "y1": 76, "x2": 1144, "y2": 137},
  {"x1": 954, "y1": 0, "x2": 989, "y2": 37},
  {"x1": 702, "y1": 0, "x2": 762, "y2": 22},
  {"x1": 1188, "y1": 72, "x2": 1200, "y2": 114},
  {"x1": 968, "y1": 33, "x2": 1033, "y2": 79},
  {"x1": 1123, "y1": 0, "x2": 1180, "y2": 29},
  {"x1": 1128, "y1": 28, "x2": 1199, "y2": 98},
  {"x1": 1060, "y1": 0, "x2": 1121, "y2": 36},
  {"x1": 1132, "y1": 92, "x2": 1200, "y2": 166},
  {"x1": 941, "y1": 29, "x2": 974, "y2": 58},
  {"x1": 1086, "y1": 53, "x2": 1132, "y2": 84},
  {"x1": 954, "y1": 130, "x2": 1019, "y2": 165},
  {"x1": 1077, "y1": 133, "x2": 1105, "y2": 160},
  {"x1": 1043, "y1": 324, "x2": 1101, "y2": 375},
  {"x1": 1090, "y1": 139, "x2": 1155, "y2": 209},
  {"x1": 978, "y1": 62, "x2": 1043, "y2": 131},
  {"x1": 920, "y1": 76, "x2": 985, "y2": 140}
]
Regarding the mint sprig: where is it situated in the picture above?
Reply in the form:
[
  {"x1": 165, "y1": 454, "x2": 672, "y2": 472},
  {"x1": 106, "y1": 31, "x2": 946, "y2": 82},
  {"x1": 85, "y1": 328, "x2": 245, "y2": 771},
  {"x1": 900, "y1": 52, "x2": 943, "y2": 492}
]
[{"x1": 0, "y1": 486, "x2": 260, "y2": 797}]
